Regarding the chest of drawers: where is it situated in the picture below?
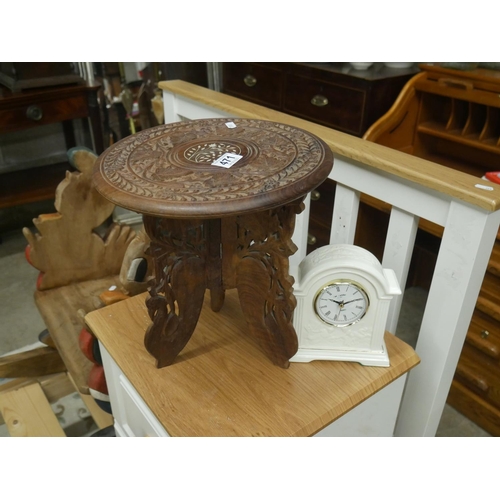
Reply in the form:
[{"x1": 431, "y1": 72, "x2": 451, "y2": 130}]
[
  {"x1": 0, "y1": 83, "x2": 103, "y2": 213},
  {"x1": 222, "y1": 62, "x2": 418, "y2": 137}
]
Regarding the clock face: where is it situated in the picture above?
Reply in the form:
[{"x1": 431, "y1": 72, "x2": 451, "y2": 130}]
[{"x1": 314, "y1": 280, "x2": 369, "y2": 327}]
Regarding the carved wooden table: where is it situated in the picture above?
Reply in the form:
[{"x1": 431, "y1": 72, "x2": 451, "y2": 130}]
[{"x1": 93, "y1": 118, "x2": 333, "y2": 369}]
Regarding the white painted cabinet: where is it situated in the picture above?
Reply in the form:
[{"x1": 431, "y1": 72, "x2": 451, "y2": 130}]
[
  {"x1": 100, "y1": 341, "x2": 408, "y2": 437},
  {"x1": 100, "y1": 344, "x2": 169, "y2": 437}
]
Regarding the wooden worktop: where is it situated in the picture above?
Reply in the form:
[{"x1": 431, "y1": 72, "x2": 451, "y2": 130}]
[{"x1": 86, "y1": 290, "x2": 419, "y2": 437}]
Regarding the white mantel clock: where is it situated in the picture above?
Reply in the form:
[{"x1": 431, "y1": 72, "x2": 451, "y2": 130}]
[{"x1": 291, "y1": 244, "x2": 401, "y2": 366}]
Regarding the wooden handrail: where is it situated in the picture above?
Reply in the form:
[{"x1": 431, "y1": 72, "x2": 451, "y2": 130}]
[{"x1": 159, "y1": 80, "x2": 500, "y2": 213}]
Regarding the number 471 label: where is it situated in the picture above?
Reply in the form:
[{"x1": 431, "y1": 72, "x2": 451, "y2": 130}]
[{"x1": 212, "y1": 153, "x2": 243, "y2": 168}]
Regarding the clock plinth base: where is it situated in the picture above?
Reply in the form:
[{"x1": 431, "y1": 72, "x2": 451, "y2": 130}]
[{"x1": 290, "y1": 339, "x2": 390, "y2": 367}]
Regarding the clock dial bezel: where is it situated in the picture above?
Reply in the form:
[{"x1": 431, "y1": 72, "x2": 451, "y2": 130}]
[{"x1": 314, "y1": 279, "x2": 369, "y2": 327}]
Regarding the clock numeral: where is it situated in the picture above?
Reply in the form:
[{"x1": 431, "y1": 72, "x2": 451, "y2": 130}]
[{"x1": 325, "y1": 310, "x2": 331, "y2": 316}]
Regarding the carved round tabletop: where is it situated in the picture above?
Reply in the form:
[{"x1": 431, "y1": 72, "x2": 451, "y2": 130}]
[{"x1": 93, "y1": 118, "x2": 333, "y2": 218}]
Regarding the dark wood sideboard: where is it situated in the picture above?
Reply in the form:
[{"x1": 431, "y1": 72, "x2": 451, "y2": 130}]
[
  {"x1": 222, "y1": 62, "x2": 418, "y2": 137},
  {"x1": 0, "y1": 82, "x2": 103, "y2": 212},
  {"x1": 364, "y1": 63, "x2": 500, "y2": 436},
  {"x1": 221, "y1": 62, "x2": 419, "y2": 252}
]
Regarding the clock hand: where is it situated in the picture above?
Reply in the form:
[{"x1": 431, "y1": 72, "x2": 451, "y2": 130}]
[
  {"x1": 343, "y1": 298, "x2": 364, "y2": 305},
  {"x1": 327, "y1": 299, "x2": 345, "y2": 308}
]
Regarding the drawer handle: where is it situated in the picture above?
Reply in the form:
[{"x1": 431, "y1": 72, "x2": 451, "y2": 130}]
[
  {"x1": 311, "y1": 95, "x2": 328, "y2": 107},
  {"x1": 466, "y1": 330, "x2": 499, "y2": 359},
  {"x1": 244, "y1": 75, "x2": 257, "y2": 87},
  {"x1": 307, "y1": 233, "x2": 317, "y2": 245},
  {"x1": 26, "y1": 105, "x2": 43, "y2": 121},
  {"x1": 310, "y1": 189, "x2": 321, "y2": 201},
  {"x1": 481, "y1": 330, "x2": 490, "y2": 339}
]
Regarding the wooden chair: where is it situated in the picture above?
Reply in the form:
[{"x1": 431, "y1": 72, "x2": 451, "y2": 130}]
[
  {"x1": 0, "y1": 147, "x2": 152, "y2": 436},
  {"x1": 87, "y1": 81, "x2": 500, "y2": 437}
]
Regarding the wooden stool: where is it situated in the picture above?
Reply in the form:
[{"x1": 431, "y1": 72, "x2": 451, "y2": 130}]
[{"x1": 93, "y1": 118, "x2": 333, "y2": 368}]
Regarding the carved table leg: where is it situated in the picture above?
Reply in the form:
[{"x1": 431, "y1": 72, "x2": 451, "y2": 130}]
[
  {"x1": 206, "y1": 218, "x2": 225, "y2": 312},
  {"x1": 234, "y1": 200, "x2": 304, "y2": 368},
  {"x1": 142, "y1": 216, "x2": 207, "y2": 368},
  {"x1": 142, "y1": 199, "x2": 303, "y2": 369}
]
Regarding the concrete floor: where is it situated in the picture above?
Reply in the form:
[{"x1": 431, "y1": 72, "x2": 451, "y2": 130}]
[{"x1": 0, "y1": 225, "x2": 492, "y2": 437}]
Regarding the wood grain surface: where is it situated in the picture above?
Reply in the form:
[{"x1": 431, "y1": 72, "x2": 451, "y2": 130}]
[
  {"x1": 0, "y1": 382, "x2": 66, "y2": 437},
  {"x1": 35, "y1": 275, "x2": 122, "y2": 394},
  {"x1": 23, "y1": 148, "x2": 135, "y2": 290},
  {"x1": 85, "y1": 290, "x2": 419, "y2": 437},
  {"x1": 93, "y1": 117, "x2": 333, "y2": 218},
  {"x1": 0, "y1": 346, "x2": 65, "y2": 378}
]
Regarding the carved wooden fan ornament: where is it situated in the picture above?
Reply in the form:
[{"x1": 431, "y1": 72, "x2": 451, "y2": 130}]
[
  {"x1": 24, "y1": 148, "x2": 135, "y2": 291},
  {"x1": 93, "y1": 118, "x2": 333, "y2": 368}
]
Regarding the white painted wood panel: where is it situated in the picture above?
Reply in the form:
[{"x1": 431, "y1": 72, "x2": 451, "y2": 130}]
[{"x1": 382, "y1": 207, "x2": 419, "y2": 334}]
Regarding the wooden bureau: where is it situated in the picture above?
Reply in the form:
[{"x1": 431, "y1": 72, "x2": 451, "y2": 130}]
[{"x1": 364, "y1": 63, "x2": 500, "y2": 435}]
